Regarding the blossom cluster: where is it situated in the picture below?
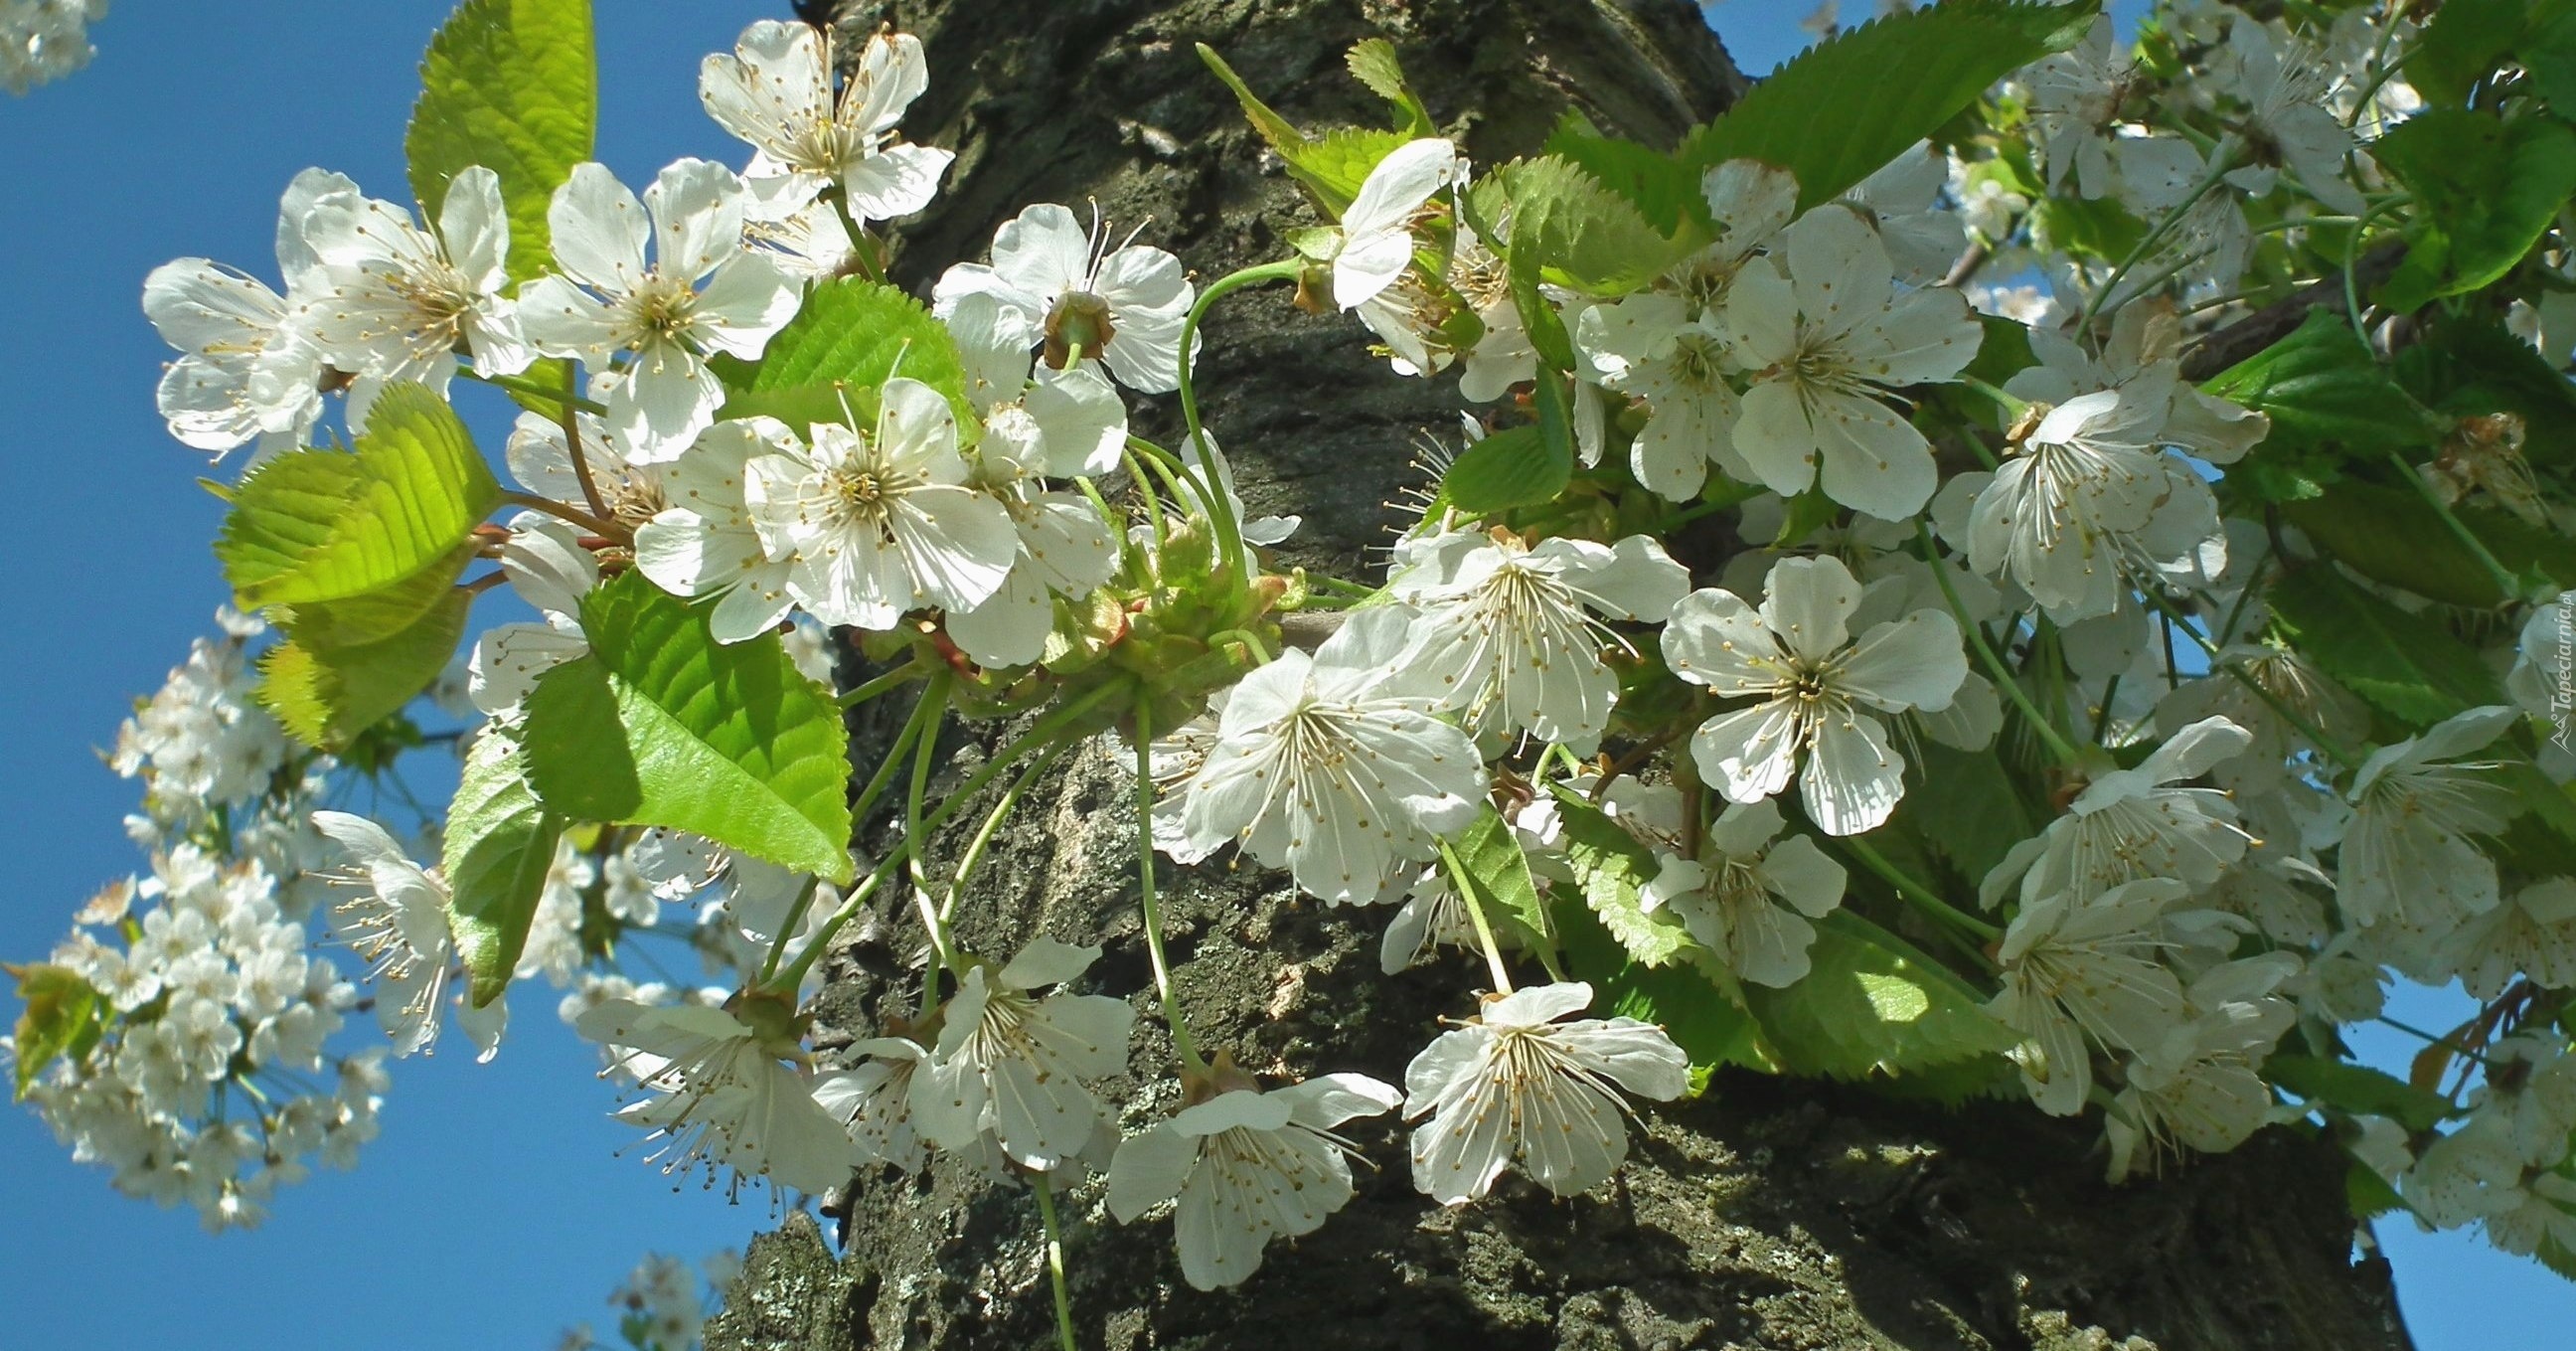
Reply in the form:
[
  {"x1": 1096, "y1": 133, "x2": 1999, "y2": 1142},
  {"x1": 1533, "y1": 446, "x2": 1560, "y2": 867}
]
[
  {"x1": 22, "y1": 0, "x2": 2576, "y2": 1327},
  {"x1": 0, "y1": 0, "x2": 100, "y2": 95},
  {"x1": 14, "y1": 618, "x2": 378, "y2": 1231}
]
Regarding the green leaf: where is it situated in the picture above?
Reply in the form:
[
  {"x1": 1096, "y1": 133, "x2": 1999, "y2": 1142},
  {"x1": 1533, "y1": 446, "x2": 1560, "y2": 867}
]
[
  {"x1": 1547, "y1": 788, "x2": 1691, "y2": 968},
  {"x1": 2266, "y1": 1053, "x2": 2456, "y2": 1131},
  {"x1": 2410, "y1": 0, "x2": 2531, "y2": 107},
  {"x1": 1888, "y1": 745, "x2": 2033, "y2": 888},
  {"x1": 2394, "y1": 316, "x2": 2576, "y2": 466},
  {"x1": 404, "y1": 0, "x2": 596, "y2": 283},
  {"x1": 1768, "y1": 489, "x2": 1841, "y2": 549},
  {"x1": 1448, "y1": 805, "x2": 1551, "y2": 946},
  {"x1": 1493, "y1": 155, "x2": 1698, "y2": 294},
  {"x1": 1962, "y1": 311, "x2": 2038, "y2": 389},
  {"x1": 1440, "y1": 425, "x2": 1569, "y2": 515},
  {"x1": 2524, "y1": 6, "x2": 2576, "y2": 113},
  {"x1": 2286, "y1": 479, "x2": 2576, "y2": 608},
  {"x1": 10, "y1": 963, "x2": 105, "y2": 1100},
  {"x1": 1196, "y1": 44, "x2": 1406, "y2": 214},
  {"x1": 269, "y1": 559, "x2": 476, "y2": 649},
  {"x1": 1555, "y1": 893, "x2": 1770, "y2": 1075},
  {"x1": 523, "y1": 574, "x2": 855, "y2": 883},
  {"x1": 2345, "y1": 1160, "x2": 2408, "y2": 1223},
  {"x1": 713, "y1": 277, "x2": 976, "y2": 435},
  {"x1": 441, "y1": 724, "x2": 564, "y2": 1006},
  {"x1": 2374, "y1": 110, "x2": 2576, "y2": 311},
  {"x1": 1742, "y1": 912, "x2": 2014, "y2": 1079},
  {"x1": 215, "y1": 384, "x2": 501, "y2": 621},
  {"x1": 1344, "y1": 39, "x2": 1434, "y2": 137},
  {"x1": 1679, "y1": 0, "x2": 2101, "y2": 211},
  {"x1": 2267, "y1": 565, "x2": 2504, "y2": 726},
  {"x1": 2202, "y1": 309, "x2": 2437, "y2": 457},
  {"x1": 260, "y1": 589, "x2": 472, "y2": 750},
  {"x1": 1541, "y1": 110, "x2": 1704, "y2": 236}
]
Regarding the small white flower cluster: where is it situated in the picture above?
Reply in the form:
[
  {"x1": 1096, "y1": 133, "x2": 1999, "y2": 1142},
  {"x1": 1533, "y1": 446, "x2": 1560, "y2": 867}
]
[
  {"x1": 21, "y1": 842, "x2": 376, "y2": 1232},
  {"x1": 12, "y1": 613, "x2": 388, "y2": 1231},
  {"x1": 0, "y1": 0, "x2": 101, "y2": 95},
  {"x1": 559, "y1": 1248, "x2": 740, "y2": 1351},
  {"x1": 109, "y1": 610, "x2": 295, "y2": 841}
]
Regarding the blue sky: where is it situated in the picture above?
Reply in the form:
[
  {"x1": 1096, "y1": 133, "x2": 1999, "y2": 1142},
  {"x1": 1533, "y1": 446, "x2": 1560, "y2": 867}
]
[{"x1": 0, "y1": 2, "x2": 2565, "y2": 1347}]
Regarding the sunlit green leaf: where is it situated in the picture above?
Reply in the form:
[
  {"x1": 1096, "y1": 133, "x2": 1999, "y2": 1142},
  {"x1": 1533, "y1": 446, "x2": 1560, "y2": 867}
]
[{"x1": 524, "y1": 574, "x2": 855, "y2": 882}]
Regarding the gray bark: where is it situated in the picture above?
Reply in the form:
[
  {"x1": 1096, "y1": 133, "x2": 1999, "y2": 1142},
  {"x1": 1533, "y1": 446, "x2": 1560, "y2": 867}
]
[{"x1": 708, "y1": 3, "x2": 2417, "y2": 1348}]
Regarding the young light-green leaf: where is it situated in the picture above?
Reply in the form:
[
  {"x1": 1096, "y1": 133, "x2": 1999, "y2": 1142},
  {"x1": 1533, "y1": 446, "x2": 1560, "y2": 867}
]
[
  {"x1": 10, "y1": 963, "x2": 105, "y2": 1101},
  {"x1": 1554, "y1": 895, "x2": 1771, "y2": 1076},
  {"x1": 441, "y1": 722, "x2": 564, "y2": 1006},
  {"x1": 713, "y1": 277, "x2": 976, "y2": 435},
  {"x1": 1197, "y1": 43, "x2": 1407, "y2": 215},
  {"x1": 1679, "y1": 0, "x2": 2100, "y2": 211},
  {"x1": 260, "y1": 588, "x2": 473, "y2": 751},
  {"x1": 1450, "y1": 804, "x2": 1552, "y2": 947},
  {"x1": 1741, "y1": 912, "x2": 2013, "y2": 1079},
  {"x1": 522, "y1": 574, "x2": 855, "y2": 883},
  {"x1": 215, "y1": 384, "x2": 501, "y2": 620},
  {"x1": 405, "y1": 0, "x2": 597, "y2": 283},
  {"x1": 1440, "y1": 425, "x2": 1569, "y2": 516},
  {"x1": 1345, "y1": 39, "x2": 1435, "y2": 138},
  {"x1": 1495, "y1": 154, "x2": 1699, "y2": 295},
  {"x1": 1542, "y1": 110, "x2": 1706, "y2": 237},
  {"x1": 1549, "y1": 788, "x2": 1693, "y2": 968}
]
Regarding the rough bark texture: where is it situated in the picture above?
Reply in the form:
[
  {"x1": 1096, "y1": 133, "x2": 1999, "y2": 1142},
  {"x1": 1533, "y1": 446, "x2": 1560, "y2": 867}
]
[{"x1": 708, "y1": 3, "x2": 2417, "y2": 1348}]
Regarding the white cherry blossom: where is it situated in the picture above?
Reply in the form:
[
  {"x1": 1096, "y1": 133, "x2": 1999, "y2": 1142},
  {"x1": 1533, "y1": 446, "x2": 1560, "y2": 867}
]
[
  {"x1": 740, "y1": 377, "x2": 1019, "y2": 630},
  {"x1": 311, "y1": 811, "x2": 501, "y2": 1062},
  {"x1": 466, "y1": 513, "x2": 598, "y2": 716},
  {"x1": 1988, "y1": 878, "x2": 2190, "y2": 1116},
  {"x1": 1106, "y1": 1071, "x2": 1401, "y2": 1289},
  {"x1": 143, "y1": 168, "x2": 351, "y2": 461},
  {"x1": 293, "y1": 166, "x2": 530, "y2": 421},
  {"x1": 574, "y1": 997, "x2": 855, "y2": 1196},
  {"x1": 2333, "y1": 705, "x2": 2521, "y2": 934},
  {"x1": 1981, "y1": 717, "x2": 2256, "y2": 910},
  {"x1": 1662, "y1": 555, "x2": 1967, "y2": 836},
  {"x1": 520, "y1": 159, "x2": 802, "y2": 456},
  {"x1": 1720, "y1": 205, "x2": 1981, "y2": 519},
  {"x1": 1639, "y1": 799, "x2": 1848, "y2": 987},
  {"x1": 1575, "y1": 294, "x2": 1750, "y2": 501},
  {"x1": 934, "y1": 204, "x2": 1198, "y2": 394},
  {"x1": 699, "y1": 22, "x2": 951, "y2": 225},
  {"x1": 2221, "y1": 20, "x2": 2366, "y2": 216},
  {"x1": 1328, "y1": 138, "x2": 1456, "y2": 309},
  {"x1": 633, "y1": 417, "x2": 802, "y2": 643},
  {"x1": 1181, "y1": 608, "x2": 1487, "y2": 905},
  {"x1": 1387, "y1": 529, "x2": 1689, "y2": 755},
  {"x1": 911, "y1": 938, "x2": 1136, "y2": 1169},
  {"x1": 1838, "y1": 141, "x2": 1967, "y2": 286},
  {"x1": 2440, "y1": 877, "x2": 2576, "y2": 1000},
  {"x1": 505, "y1": 408, "x2": 665, "y2": 529},
  {"x1": 945, "y1": 411, "x2": 1120, "y2": 669},
  {"x1": 814, "y1": 1034, "x2": 931, "y2": 1174},
  {"x1": 2103, "y1": 954, "x2": 2298, "y2": 1180},
  {"x1": 1403, "y1": 982, "x2": 1689, "y2": 1203}
]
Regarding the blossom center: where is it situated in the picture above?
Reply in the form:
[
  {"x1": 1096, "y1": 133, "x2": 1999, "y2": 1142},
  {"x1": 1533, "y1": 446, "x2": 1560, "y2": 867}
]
[
  {"x1": 631, "y1": 275, "x2": 700, "y2": 343},
  {"x1": 1044, "y1": 291, "x2": 1117, "y2": 370}
]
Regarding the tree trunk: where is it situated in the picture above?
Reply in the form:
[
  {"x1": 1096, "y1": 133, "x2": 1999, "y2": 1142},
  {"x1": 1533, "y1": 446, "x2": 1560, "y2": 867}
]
[{"x1": 708, "y1": 3, "x2": 2417, "y2": 1348}]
